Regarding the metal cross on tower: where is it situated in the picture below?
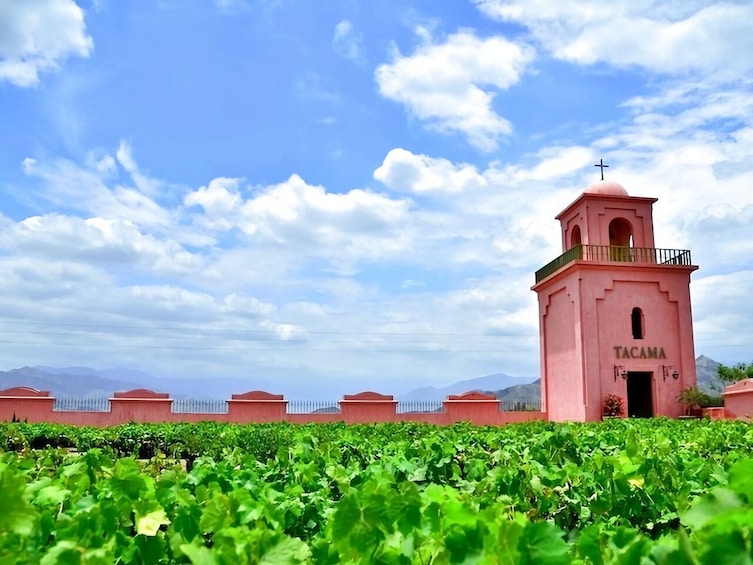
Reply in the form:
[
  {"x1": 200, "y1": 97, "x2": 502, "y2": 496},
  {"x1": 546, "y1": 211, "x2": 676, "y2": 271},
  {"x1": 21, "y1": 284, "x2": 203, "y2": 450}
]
[{"x1": 594, "y1": 159, "x2": 609, "y2": 181}]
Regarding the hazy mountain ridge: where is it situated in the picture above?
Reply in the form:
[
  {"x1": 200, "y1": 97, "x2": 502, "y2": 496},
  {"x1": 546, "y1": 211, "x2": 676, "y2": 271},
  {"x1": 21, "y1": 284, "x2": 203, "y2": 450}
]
[
  {"x1": 695, "y1": 355, "x2": 724, "y2": 393},
  {"x1": 398, "y1": 373, "x2": 537, "y2": 402},
  {"x1": 0, "y1": 366, "x2": 256, "y2": 400},
  {"x1": 0, "y1": 355, "x2": 731, "y2": 401},
  {"x1": 2, "y1": 367, "x2": 539, "y2": 401},
  {"x1": 487, "y1": 379, "x2": 541, "y2": 403},
  {"x1": 0, "y1": 367, "x2": 149, "y2": 398}
]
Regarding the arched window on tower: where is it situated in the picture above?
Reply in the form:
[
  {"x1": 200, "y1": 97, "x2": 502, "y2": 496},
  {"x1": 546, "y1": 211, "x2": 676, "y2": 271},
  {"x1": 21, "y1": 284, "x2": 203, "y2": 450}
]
[
  {"x1": 609, "y1": 218, "x2": 634, "y2": 261},
  {"x1": 570, "y1": 225, "x2": 581, "y2": 249},
  {"x1": 631, "y1": 307, "x2": 644, "y2": 339}
]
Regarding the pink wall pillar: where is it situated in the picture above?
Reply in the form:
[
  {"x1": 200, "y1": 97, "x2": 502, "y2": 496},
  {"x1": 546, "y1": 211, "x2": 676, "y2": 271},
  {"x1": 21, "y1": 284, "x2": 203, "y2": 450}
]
[
  {"x1": 0, "y1": 387, "x2": 56, "y2": 422},
  {"x1": 227, "y1": 391, "x2": 288, "y2": 423},
  {"x1": 722, "y1": 379, "x2": 753, "y2": 420},
  {"x1": 444, "y1": 391, "x2": 501, "y2": 425},
  {"x1": 109, "y1": 389, "x2": 173, "y2": 423},
  {"x1": 339, "y1": 392, "x2": 397, "y2": 423}
]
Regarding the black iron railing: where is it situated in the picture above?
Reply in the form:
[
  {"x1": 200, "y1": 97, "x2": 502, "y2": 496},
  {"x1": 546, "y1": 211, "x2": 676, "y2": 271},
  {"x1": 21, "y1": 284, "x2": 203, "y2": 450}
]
[{"x1": 535, "y1": 245, "x2": 693, "y2": 283}]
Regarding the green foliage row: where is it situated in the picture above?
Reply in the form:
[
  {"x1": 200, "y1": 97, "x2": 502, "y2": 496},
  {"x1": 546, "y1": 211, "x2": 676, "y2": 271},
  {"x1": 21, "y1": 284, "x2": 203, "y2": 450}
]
[
  {"x1": 2, "y1": 419, "x2": 753, "y2": 563},
  {"x1": 0, "y1": 421, "x2": 302, "y2": 463}
]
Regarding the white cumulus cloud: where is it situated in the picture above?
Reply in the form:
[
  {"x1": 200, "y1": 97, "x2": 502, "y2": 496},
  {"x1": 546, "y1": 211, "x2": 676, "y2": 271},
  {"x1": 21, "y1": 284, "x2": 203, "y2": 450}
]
[
  {"x1": 0, "y1": 0, "x2": 93, "y2": 87},
  {"x1": 184, "y1": 177, "x2": 244, "y2": 231},
  {"x1": 184, "y1": 174, "x2": 414, "y2": 268},
  {"x1": 3, "y1": 214, "x2": 203, "y2": 276},
  {"x1": 375, "y1": 30, "x2": 533, "y2": 151},
  {"x1": 374, "y1": 148, "x2": 488, "y2": 194}
]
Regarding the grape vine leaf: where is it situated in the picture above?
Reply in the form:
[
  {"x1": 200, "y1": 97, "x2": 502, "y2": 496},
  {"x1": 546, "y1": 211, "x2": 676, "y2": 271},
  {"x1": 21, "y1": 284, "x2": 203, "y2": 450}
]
[
  {"x1": 136, "y1": 505, "x2": 171, "y2": 536},
  {"x1": 0, "y1": 467, "x2": 37, "y2": 536},
  {"x1": 180, "y1": 543, "x2": 218, "y2": 565}
]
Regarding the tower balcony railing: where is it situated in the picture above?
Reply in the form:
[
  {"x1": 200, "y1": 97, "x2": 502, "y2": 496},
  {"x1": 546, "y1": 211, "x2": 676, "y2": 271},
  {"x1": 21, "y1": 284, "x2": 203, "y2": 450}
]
[{"x1": 535, "y1": 245, "x2": 693, "y2": 283}]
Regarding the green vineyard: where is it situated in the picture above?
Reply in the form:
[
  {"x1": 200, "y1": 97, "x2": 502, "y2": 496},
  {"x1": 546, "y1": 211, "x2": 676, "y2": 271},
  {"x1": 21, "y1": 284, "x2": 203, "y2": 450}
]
[{"x1": 2, "y1": 419, "x2": 753, "y2": 563}]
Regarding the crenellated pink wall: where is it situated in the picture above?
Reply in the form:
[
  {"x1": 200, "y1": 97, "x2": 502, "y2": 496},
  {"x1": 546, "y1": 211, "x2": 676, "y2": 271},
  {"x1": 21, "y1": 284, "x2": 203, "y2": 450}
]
[
  {"x1": 3, "y1": 384, "x2": 749, "y2": 425},
  {"x1": 0, "y1": 387, "x2": 545, "y2": 427}
]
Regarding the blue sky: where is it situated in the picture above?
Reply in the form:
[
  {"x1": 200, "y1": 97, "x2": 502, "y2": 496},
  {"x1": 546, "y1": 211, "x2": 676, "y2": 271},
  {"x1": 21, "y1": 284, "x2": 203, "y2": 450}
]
[{"x1": 1, "y1": 0, "x2": 752, "y2": 398}]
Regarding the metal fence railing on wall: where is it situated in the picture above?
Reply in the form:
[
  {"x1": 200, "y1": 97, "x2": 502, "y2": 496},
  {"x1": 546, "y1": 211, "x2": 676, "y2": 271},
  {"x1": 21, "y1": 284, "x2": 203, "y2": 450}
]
[
  {"x1": 287, "y1": 400, "x2": 340, "y2": 414},
  {"x1": 396, "y1": 401, "x2": 444, "y2": 414},
  {"x1": 173, "y1": 399, "x2": 228, "y2": 414},
  {"x1": 499, "y1": 399, "x2": 541, "y2": 412},
  {"x1": 53, "y1": 397, "x2": 110, "y2": 412}
]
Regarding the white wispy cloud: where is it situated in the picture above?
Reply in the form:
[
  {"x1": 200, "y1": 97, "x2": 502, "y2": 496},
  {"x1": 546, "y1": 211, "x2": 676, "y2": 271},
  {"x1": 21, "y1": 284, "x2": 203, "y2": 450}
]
[
  {"x1": 473, "y1": 0, "x2": 753, "y2": 76},
  {"x1": 0, "y1": 0, "x2": 93, "y2": 87},
  {"x1": 21, "y1": 154, "x2": 174, "y2": 230},
  {"x1": 375, "y1": 29, "x2": 534, "y2": 151},
  {"x1": 332, "y1": 19, "x2": 364, "y2": 62}
]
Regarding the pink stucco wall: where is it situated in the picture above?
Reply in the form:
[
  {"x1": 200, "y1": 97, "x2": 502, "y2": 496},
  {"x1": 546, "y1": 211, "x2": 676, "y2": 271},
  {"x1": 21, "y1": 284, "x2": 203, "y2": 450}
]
[
  {"x1": 591, "y1": 271, "x2": 696, "y2": 419},
  {"x1": 535, "y1": 259, "x2": 697, "y2": 421},
  {"x1": 541, "y1": 285, "x2": 585, "y2": 421}
]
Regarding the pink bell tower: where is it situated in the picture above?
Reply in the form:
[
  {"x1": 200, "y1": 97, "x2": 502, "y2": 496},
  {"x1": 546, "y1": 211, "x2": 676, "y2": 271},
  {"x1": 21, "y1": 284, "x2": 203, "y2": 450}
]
[{"x1": 532, "y1": 177, "x2": 698, "y2": 421}]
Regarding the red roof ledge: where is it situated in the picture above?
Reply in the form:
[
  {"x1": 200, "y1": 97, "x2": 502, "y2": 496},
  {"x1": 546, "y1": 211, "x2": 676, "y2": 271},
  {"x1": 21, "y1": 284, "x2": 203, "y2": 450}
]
[
  {"x1": 0, "y1": 386, "x2": 52, "y2": 397},
  {"x1": 342, "y1": 391, "x2": 395, "y2": 402},
  {"x1": 723, "y1": 379, "x2": 753, "y2": 396},
  {"x1": 112, "y1": 388, "x2": 170, "y2": 399},
  {"x1": 230, "y1": 391, "x2": 286, "y2": 401},
  {"x1": 446, "y1": 391, "x2": 498, "y2": 402}
]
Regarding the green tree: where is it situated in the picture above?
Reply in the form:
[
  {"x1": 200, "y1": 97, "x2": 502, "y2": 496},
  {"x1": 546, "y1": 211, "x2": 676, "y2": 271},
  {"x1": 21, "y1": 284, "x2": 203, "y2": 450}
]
[{"x1": 717, "y1": 362, "x2": 753, "y2": 384}]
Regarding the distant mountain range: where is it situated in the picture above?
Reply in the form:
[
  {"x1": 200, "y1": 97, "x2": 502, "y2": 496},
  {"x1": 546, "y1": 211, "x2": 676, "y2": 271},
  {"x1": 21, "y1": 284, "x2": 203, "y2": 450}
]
[
  {"x1": 0, "y1": 355, "x2": 730, "y2": 401},
  {"x1": 0, "y1": 366, "x2": 267, "y2": 400},
  {"x1": 398, "y1": 373, "x2": 537, "y2": 402},
  {"x1": 695, "y1": 355, "x2": 724, "y2": 393},
  {"x1": 0, "y1": 366, "x2": 152, "y2": 398},
  {"x1": 488, "y1": 379, "x2": 541, "y2": 403},
  {"x1": 3, "y1": 366, "x2": 540, "y2": 401}
]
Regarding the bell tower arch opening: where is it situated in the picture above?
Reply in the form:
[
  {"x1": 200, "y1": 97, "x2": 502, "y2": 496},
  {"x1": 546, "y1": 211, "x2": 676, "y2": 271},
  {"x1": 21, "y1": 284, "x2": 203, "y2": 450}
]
[
  {"x1": 570, "y1": 225, "x2": 582, "y2": 248},
  {"x1": 609, "y1": 217, "x2": 633, "y2": 261},
  {"x1": 609, "y1": 217, "x2": 633, "y2": 247}
]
